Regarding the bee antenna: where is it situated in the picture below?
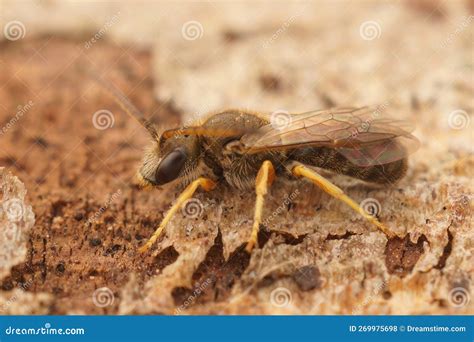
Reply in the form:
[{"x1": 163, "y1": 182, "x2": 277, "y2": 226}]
[{"x1": 89, "y1": 71, "x2": 159, "y2": 140}]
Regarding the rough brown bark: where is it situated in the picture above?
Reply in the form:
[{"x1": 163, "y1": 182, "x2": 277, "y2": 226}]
[{"x1": 0, "y1": 0, "x2": 472, "y2": 315}]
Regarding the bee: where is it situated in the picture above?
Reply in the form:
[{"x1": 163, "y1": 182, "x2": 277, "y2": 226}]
[{"x1": 95, "y1": 76, "x2": 419, "y2": 254}]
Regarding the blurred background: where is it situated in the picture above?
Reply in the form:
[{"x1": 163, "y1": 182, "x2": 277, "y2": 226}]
[{"x1": 0, "y1": 0, "x2": 472, "y2": 315}]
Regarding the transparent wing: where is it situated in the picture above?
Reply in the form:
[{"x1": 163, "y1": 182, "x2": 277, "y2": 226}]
[
  {"x1": 240, "y1": 106, "x2": 419, "y2": 166},
  {"x1": 336, "y1": 135, "x2": 419, "y2": 167}
]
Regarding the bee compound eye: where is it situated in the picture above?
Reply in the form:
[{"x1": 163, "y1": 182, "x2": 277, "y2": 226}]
[{"x1": 154, "y1": 148, "x2": 187, "y2": 185}]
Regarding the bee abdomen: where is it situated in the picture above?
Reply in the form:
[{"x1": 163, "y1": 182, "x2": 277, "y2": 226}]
[{"x1": 291, "y1": 147, "x2": 407, "y2": 185}]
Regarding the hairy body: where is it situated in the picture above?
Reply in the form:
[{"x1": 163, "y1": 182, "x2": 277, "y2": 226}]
[{"x1": 197, "y1": 110, "x2": 407, "y2": 190}]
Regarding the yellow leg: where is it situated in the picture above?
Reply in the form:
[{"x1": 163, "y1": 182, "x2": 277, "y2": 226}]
[
  {"x1": 246, "y1": 160, "x2": 276, "y2": 253},
  {"x1": 291, "y1": 163, "x2": 394, "y2": 238},
  {"x1": 138, "y1": 177, "x2": 217, "y2": 253}
]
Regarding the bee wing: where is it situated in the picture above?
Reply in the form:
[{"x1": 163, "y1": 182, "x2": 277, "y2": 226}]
[
  {"x1": 241, "y1": 106, "x2": 419, "y2": 166},
  {"x1": 336, "y1": 134, "x2": 419, "y2": 166}
]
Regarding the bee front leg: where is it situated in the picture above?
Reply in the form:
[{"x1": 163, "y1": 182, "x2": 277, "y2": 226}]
[
  {"x1": 291, "y1": 162, "x2": 394, "y2": 238},
  {"x1": 246, "y1": 160, "x2": 276, "y2": 253},
  {"x1": 138, "y1": 177, "x2": 217, "y2": 253}
]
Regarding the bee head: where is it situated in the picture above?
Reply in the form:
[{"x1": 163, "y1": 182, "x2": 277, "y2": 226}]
[
  {"x1": 91, "y1": 75, "x2": 202, "y2": 187},
  {"x1": 137, "y1": 131, "x2": 201, "y2": 187}
]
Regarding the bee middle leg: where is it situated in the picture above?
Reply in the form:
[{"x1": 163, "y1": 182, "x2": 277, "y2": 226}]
[
  {"x1": 290, "y1": 162, "x2": 394, "y2": 238},
  {"x1": 246, "y1": 160, "x2": 276, "y2": 252},
  {"x1": 138, "y1": 177, "x2": 217, "y2": 253}
]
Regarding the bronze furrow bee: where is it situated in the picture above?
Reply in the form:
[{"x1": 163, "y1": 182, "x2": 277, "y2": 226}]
[{"x1": 95, "y1": 75, "x2": 419, "y2": 253}]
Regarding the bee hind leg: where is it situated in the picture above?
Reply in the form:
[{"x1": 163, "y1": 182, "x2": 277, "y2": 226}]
[
  {"x1": 138, "y1": 177, "x2": 217, "y2": 253},
  {"x1": 290, "y1": 162, "x2": 394, "y2": 238},
  {"x1": 246, "y1": 160, "x2": 276, "y2": 253}
]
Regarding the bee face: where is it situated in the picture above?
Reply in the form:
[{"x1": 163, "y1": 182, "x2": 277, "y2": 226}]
[{"x1": 138, "y1": 133, "x2": 201, "y2": 187}]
